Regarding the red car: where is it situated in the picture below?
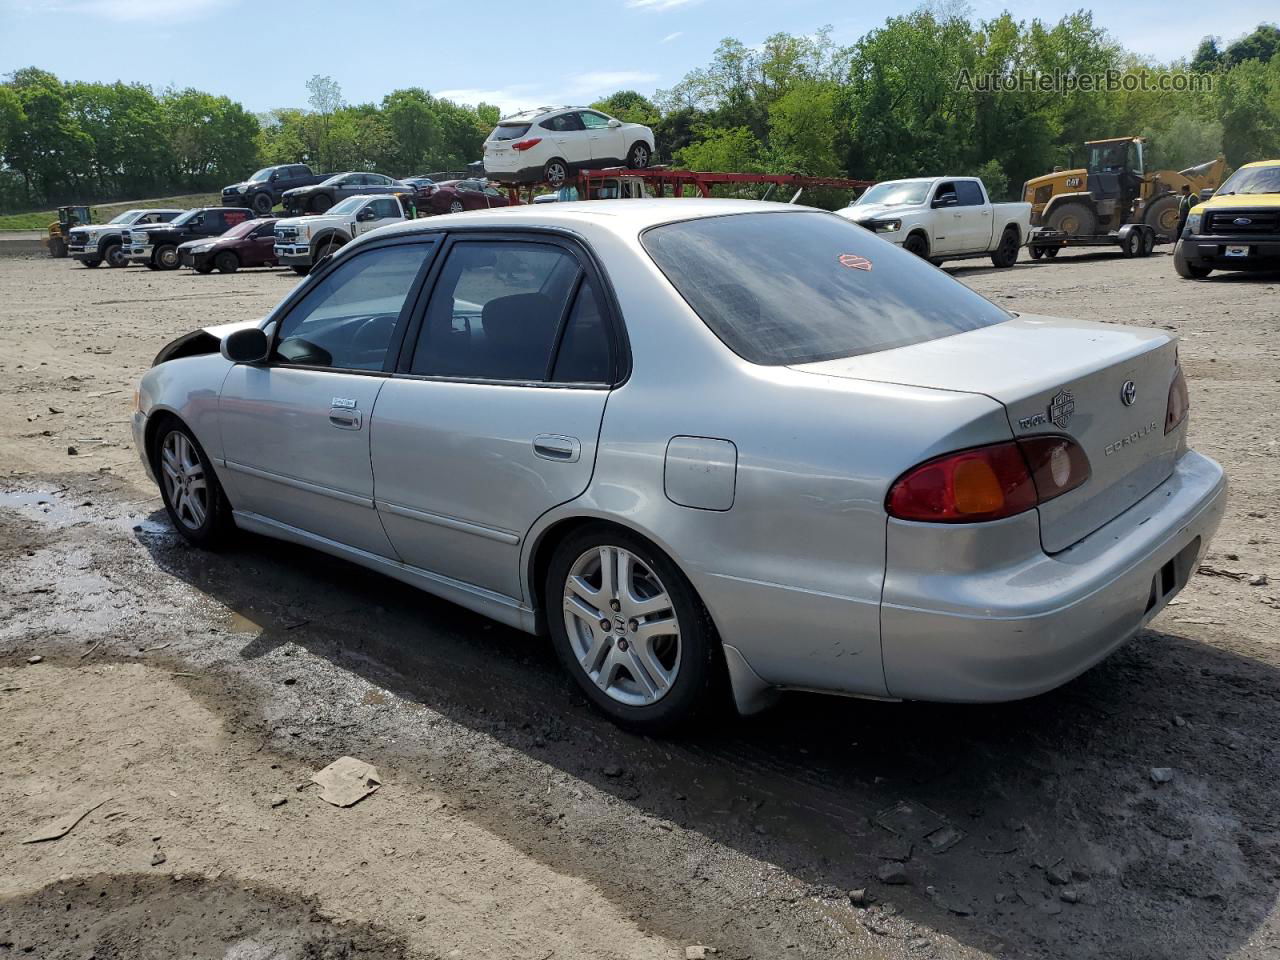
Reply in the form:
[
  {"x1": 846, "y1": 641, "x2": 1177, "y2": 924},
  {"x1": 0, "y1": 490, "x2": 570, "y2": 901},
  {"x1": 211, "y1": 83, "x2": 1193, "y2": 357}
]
[
  {"x1": 177, "y1": 218, "x2": 280, "y2": 273},
  {"x1": 419, "y1": 179, "x2": 521, "y2": 215}
]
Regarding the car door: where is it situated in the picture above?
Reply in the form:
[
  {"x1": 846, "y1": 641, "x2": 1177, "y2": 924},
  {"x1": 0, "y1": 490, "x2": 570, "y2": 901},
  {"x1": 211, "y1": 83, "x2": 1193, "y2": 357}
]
[
  {"x1": 217, "y1": 239, "x2": 438, "y2": 556},
  {"x1": 952, "y1": 180, "x2": 992, "y2": 252},
  {"x1": 545, "y1": 112, "x2": 588, "y2": 165},
  {"x1": 370, "y1": 235, "x2": 617, "y2": 600},
  {"x1": 483, "y1": 185, "x2": 507, "y2": 208},
  {"x1": 247, "y1": 221, "x2": 277, "y2": 265},
  {"x1": 929, "y1": 181, "x2": 963, "y2": 254},
  {"x1": 581, "y1": 111, "x2": 624, "y2": 165}
]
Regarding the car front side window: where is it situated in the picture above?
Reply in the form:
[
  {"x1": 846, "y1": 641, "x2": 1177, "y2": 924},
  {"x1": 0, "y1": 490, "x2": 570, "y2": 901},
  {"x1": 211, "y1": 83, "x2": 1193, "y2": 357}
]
[
  {"x1": 273, "y1": 243, "x2": 435, "y2": 371},
  {"x1": 580, "y1": 112, "x2": 611, "y2": 129}
]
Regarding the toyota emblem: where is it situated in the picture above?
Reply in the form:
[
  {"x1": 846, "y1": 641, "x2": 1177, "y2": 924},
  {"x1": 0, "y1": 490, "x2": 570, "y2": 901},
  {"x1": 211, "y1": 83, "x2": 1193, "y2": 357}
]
[{"x1": 1120, "y1": 380, "x2": 1137, "y2": 406}]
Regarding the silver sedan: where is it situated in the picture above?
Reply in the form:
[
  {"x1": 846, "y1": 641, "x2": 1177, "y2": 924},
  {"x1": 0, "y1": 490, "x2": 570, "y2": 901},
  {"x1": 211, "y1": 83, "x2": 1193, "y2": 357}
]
[{"x1": 132, "y1": 200, "x2": 1226, "y2": 732}]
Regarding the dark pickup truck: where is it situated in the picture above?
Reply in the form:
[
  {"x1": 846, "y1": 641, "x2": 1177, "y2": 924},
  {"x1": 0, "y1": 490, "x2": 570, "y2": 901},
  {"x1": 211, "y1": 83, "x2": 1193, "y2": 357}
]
[
  {"x1": 221, "y1": 164, "x2": 326, "y2": 215},
  {"x1": 122, "y1": 207, "x2": 256, "y2": 269}
]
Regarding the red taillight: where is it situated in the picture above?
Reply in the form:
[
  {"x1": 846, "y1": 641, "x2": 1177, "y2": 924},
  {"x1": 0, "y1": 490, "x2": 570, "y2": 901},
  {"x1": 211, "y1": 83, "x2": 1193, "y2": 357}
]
[
  {"x1": 1165, "y1": 366, "x2": 1189, "y2": 434},
  {"x1": 511, "y1": 137, "x2": 543, "y2": 151},
  {"x1": 886, "y1": 437, "x2": 1091, "y2": 523}
]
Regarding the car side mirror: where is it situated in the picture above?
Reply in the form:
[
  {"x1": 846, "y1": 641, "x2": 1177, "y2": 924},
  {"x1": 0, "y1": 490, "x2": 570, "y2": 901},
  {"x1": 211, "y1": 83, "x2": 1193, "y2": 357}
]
[
  {"x1": 221, "y1": 327, "x2": 270, "y2": 364},
  {"x1": 932, "y1": 195, "x2": 958, "y2": 208},
  {"x1": 357, "y1": 209, "x2": 375, "y2": 221},
  {"x1": 1198, "y1": 188, "x2": 1214, "y2": 202},
  {"x1": 607, "y1": 118, "x2": 622, "y2": 128}
]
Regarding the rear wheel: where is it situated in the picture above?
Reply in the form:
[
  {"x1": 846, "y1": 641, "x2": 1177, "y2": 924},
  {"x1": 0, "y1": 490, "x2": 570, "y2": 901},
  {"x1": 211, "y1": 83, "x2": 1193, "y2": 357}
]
[
  {"x1": 214, "y1": 251, "x2": 239, "y2": 274},
  {"x1": 251, "y1": 192, "x2": 273, "y2": 215},
  {"x1": 990, "y1": 227, "x2": 1020, "y2": 268},
  {"x1": 626, "y1": 141, "x2": 651, "y2": 169},
  {"x1": 104, "y1": 242, "x2": 128, "y2": 268},
  {"x1": 543, "y1": 158, "x2": 568, "y2": 187},
  {"x1": 1046, "y1": 201, "x2": 1096, "y2": 237},
  {"x1": 310, "y1": 194, "x2": 333, "y2": 213},
  {"x1": 903, "y1": 232, "x2": 930, "y2": 259},
  {"x1": 195, "y1": 263, "x2": 214, "y2": 274},
  {"x1": 1143, "y1": 195, "x2": 1181, "y2": 242},
  {"x1": 48, "y1": 236, "x2": 67, "y2": 258},
  {"x1": 1141, "y1": 228, "x2": 1156, "y2": 257},
  {"x1": 154, "y1": 244, "x2": 180, "y2": 270},
  {"x1": 291, "y1": 265, "x2": 309, "y2": 276},
  {"x1": 1043, "y1": 246, "x2": 1060, "y2": 259},
  {"x1": 449, "y1": 199, "x2": 465, "y2": 214},
  {"x1": 1121, "y1": 229, "x2": 1143, "y2": 258},
  {"x1": 1029, "y1": 245, "x2": 1045, "y2": 260},
  {"x1": 547, "y1": 524, "x2": 726, "y2": 733},
  {"x1": 152, "y1": 418, "x2": 234, "y2": 548}
]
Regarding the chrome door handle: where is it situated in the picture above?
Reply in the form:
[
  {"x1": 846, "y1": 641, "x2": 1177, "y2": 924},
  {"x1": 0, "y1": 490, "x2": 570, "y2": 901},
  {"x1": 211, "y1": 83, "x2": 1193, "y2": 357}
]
[
  {"x1": 533, "y1": 434, "x2": 580, "y2": 462},
  {"x1": 329, "y1": 407, "x2": 362, "y2": 430}
]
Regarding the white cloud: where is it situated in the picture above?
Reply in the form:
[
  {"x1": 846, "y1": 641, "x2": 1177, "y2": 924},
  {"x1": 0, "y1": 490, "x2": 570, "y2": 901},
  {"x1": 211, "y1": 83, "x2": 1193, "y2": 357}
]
[
  {"x1": 8, "y1": 0, "x2": 237, "y2": 20},
  {"x1": 625, "y1": 0, "x2": 701, "y2": 10},
  {"x1": 441, "y1": 71, "x2": 659, "y2": 117},
  {"x1": 661, "y1": 31, "x2": 683, "y2": 43},
  {"x1": 569, "y1": 71, "x2": 660, "y2": 92}
]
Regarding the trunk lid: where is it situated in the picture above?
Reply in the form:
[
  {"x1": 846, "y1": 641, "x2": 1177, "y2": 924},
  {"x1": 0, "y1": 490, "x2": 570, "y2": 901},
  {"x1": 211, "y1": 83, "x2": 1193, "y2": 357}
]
[{"x1": 793, "y1": 314, "x2": 1181, "y2": 552}]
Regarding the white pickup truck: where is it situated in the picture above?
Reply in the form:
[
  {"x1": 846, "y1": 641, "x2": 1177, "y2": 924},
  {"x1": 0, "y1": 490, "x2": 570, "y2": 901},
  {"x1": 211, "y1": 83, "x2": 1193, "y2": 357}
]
[
  {"x1": 837, "y1": 177, "x2": 1031, "y2": 268},
  {"x1": 273, "y1": 193, "x2": 412, "y2": 274}
]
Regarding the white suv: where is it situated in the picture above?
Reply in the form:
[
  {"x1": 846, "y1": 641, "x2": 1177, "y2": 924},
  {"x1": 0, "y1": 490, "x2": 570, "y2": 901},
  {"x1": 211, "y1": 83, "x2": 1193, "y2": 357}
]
[{"x1": 483, "y1": 106, "x2": 655, "y2": 186}]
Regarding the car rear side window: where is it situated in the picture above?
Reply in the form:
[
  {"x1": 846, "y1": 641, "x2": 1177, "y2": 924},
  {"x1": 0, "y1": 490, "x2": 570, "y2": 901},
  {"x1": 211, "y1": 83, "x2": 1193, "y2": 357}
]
[
  {"x1": 552, "y1": 280, "x2": 612, "y2": 384},
  {"x1": 410, "y1": 241, "x2": 582, "y2": 382},
  {"x1": 642, "y1": 211, "x2": 1009, "y2": 365},
  {"x1": 955, "y1": 180, "x2": 985, "y2": 206}
]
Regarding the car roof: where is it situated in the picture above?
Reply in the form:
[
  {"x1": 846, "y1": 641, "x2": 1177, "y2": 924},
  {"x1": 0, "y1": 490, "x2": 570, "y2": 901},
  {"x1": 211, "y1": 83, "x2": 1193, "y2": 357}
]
[
  {"x1": 373, "y1": 198, "x2": 810, "y2": 242},
  {"x1": 498, "y1": 106, "x2": 593, "y2": 122},
  {"x1": 1239, "y1": 159, "x2": 1280, "y2": 169}
]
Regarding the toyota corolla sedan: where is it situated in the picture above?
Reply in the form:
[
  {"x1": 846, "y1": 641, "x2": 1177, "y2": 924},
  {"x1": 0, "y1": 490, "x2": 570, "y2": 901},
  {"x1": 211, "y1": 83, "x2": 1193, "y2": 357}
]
[{"x1": 132, "y1": 200, "x2": 1226, "y2": 732}]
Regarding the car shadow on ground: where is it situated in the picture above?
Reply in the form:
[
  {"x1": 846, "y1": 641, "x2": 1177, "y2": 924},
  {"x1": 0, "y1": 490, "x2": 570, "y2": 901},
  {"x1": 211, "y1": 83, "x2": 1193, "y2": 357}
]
[{"x1": 140, "y1": 519, "x2": 1280, "y2": 959}]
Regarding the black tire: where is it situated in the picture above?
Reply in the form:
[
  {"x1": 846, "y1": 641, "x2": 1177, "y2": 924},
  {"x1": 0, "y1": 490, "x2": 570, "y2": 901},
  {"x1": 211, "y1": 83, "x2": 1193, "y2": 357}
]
[
  {"x1": 48, "y1": 236, "x2": 67, "y2": 259},
  {"x1": 154, "y1": 244, "x2": 180, "y2": 270},
  {"x1": 1143, "y1": 194, "x2": 1181, "y2": 242},
  {"x1": 1029, "y1": 245, "x2": 1045, "y2": 260},
  {"x1": 1046, "y1": 201, "x2": 1097, "y2": 237},
  {"x1": 543, "y1": 158, "x2": 568, "y2": 187},
  {"x1": 1043, "y1": 246, "x2": 1060, "y2": 259},
  {"x1": 251, "y1": 192, "x2": 274, "y2": 215},
  {"x1": 215, "y1": 251, "x2": 240, "y2": 274},
  {"x1": 545, "y1": 523, "x2": 727, "y2": 734},
  {"x1": 313, "y1": 236, "x2": 344, "y2": 262},
  {"x1": 449, "y1": 199, "x2": 465, "y2": 214},
  {"x1": 626, "y1": 141, "x2": 652, "y2": 169},
  {"x1": 104, "y1": 241, "x2": 128, "y2": 268},
  {"x1": 310, "y1": 194, "x2": 333, "y2": 213},
  {"x1": 291, "y1": 265, "x2": 310, "y2": 276},
  {"x1": 1121, "y1": 229, "x2": 1143, "y2": 258},
  {"x1": 903, "y1": 232, "x2": 930, "y2": 259},
  {"x1": 1174, "y1": 241, "x2": 1211, "y2": 279},
  {"x1": 195, "y1": 264, "x2": 214, "y2": 274},
  {"x1": 81, "y1": 257, "x2": 102, "y2": 268},
  {"x1": 1141, "y1": 228, "x2": 1156, "y2": 257},
  {"x1": 150, "y1": 417, "x2": 234, "y2": 549},
  {"x1": 990, "y1": 227, "x2": 1020, "y2": 268}
]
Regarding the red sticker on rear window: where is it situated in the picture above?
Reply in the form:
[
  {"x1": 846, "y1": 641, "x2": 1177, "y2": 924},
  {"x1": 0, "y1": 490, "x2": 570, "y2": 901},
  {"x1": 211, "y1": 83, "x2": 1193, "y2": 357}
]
[{"x1": 838, "y1": 253, "x2": 872, "y2": 271}]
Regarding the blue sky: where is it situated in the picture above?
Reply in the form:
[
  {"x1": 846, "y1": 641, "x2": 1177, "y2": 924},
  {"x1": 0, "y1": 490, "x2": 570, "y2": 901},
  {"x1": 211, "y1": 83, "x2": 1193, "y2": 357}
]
[{"x1": 1, "y1": 0, "x2": 1275, "y2": 116}]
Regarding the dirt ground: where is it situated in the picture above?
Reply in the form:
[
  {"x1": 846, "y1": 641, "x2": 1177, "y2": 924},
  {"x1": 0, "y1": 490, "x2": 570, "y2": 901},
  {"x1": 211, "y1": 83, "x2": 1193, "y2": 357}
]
[{"x1": 0, "y1": 248, "x2": 1278, "y2": 960}]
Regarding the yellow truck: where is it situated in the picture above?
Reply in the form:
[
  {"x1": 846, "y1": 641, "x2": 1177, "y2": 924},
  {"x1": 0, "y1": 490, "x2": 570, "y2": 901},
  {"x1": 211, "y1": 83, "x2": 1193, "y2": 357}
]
[
  {"x1": 1023, "y1": 137, "x2": 1225, "y2": 258},
  {"x1": 1175, "y1": 159, "x2": 1280, "y2": 279}
]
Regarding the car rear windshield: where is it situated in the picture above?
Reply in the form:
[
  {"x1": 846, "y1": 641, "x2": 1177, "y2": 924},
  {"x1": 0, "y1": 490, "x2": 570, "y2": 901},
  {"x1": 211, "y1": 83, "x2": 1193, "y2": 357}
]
[
  {"x1": 490, "y1": 123, "x2": 531, "y2": 141},
  {"x1": 642, "y1": 211, "x2": 1010, "y2": 365}
]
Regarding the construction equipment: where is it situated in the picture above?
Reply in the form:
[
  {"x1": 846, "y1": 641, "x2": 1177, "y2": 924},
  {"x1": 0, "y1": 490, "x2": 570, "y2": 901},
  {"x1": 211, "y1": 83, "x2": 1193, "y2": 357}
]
[
  {"x1": 44, "y1": 205, "x2": 91, "y2": 258},
  {"x1": 1023, "y1": 138, "x2": 1226, "y2": 258}
]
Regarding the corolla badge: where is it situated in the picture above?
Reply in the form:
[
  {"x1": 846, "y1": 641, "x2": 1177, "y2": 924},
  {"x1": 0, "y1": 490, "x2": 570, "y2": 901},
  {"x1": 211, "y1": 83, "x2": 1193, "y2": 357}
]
[
  {"x1": 1049, "y1": 389, "x2": 1076, "y2": 429},
  {"x1": 1120, "y1": 380, "x2": 1137, "y2": 406}
]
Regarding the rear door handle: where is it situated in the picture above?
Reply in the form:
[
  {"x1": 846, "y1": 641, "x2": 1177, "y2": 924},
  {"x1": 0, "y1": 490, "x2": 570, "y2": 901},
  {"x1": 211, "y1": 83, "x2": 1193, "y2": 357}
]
[
  {"x1": 329, "y1": 407, "x2": 362, "y2": 430},
  {"x1": 533, "y1": 434, "x2": 580, "y2": 462}
]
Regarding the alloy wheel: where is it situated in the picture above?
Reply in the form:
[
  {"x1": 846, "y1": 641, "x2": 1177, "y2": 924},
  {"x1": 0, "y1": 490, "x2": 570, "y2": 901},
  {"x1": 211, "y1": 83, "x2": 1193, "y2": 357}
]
[
  {"x1": 450, "y1": 199, "x2": 464, "y2": 213},
  {"x1": 160, "y1": 430, "x2": 208, "y2": 531},
  {"x1": 562, "y1": 545, "x2": 681, "y2": 707}
]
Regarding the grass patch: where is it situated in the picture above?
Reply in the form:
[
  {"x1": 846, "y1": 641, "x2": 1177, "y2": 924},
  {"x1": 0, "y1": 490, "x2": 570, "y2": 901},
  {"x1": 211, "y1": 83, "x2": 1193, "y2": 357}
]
[{"x1": 0, "y1": 193, "x2": 224, "y2": 231}]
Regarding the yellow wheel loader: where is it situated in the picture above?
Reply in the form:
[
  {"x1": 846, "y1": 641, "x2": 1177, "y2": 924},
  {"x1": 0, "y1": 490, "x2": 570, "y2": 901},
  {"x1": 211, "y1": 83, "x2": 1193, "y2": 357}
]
[
  {"x1": 43, "y1": 205, "x2": 91, "y2": 259},
  {"x1": 1023, "y1": 138, "x2": 1226, "y2": 259}
]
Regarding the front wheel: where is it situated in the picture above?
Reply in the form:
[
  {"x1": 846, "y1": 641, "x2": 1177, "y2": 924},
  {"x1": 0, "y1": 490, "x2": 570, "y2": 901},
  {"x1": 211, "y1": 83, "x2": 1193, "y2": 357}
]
[
  {"x1": 903, "y1": 232, "x2": 930, "y2": 259},
  {"x1": 1029, "y1": 245, "x2": 1045, "y2": 260},
  {"x1": 1174, "y1": 241, "x2": 1211, "y2": 279},
  {"x1": 1043, "y1": 246, "x2": 1060, "y2": 259},
  {"x1": 81, "y1": 257, "x2": 102, "y2": 268},
  {"x1": 543, "y1": 158, "x2": 568, "y2": 188},
  {"x1": 104, "y1": 242, "x2": 128, "y2": 268},
  {"x1": 990, "y1": 227, "x2": 1020, "y2": 268},
  {"x1": 449, "y1": 199, "x2": 465, "y2": 214},
  {"x1": 154, "y1": 244, "x2": 180, "y2": 270},
  {"x1": 626, "y1": 141, "x2": 651, "y2": 169},
  {"x1": 252, "y1": 192, "x2": 273, "y2": 215},
  {"x1": 195, "y1": 263, "x2": 214, "y2": 274},
  {"x1": 153, "y1": 419, "x2": 234, "y2": 548},
  {"x1": 215, "y1": 251, "x2": 239, "y2": 274},
  {"x1": 547, "y1": 524, "x2": 726, "y2": 733},
  {"x1": 49, "y1": 236, "x2": 67, "y2": 258}
]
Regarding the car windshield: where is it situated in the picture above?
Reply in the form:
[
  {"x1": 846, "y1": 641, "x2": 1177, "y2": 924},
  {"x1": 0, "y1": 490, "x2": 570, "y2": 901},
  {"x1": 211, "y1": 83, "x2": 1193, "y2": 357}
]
[
  {"x1": 108, "y1": 211, "x2": 138, "y2": 224},
  {"x1": 249, "y1": 167, "x2": 274, "y2": 182},
  {"x1": 326, "y1": 196, "x2": 366, "y2": 216},
  {"x1": 853, "y1": 181, "x2": 931, "y2": 206},
  {"x1": 1216, "y1": 165, "x2": 1280, "y2": 196},
  {"x1": 490, "y1": 123, "x2": 531, "y2": 141},
  {"x1": 642, "y1": 211, "x2": 1010, "y2": 366}
]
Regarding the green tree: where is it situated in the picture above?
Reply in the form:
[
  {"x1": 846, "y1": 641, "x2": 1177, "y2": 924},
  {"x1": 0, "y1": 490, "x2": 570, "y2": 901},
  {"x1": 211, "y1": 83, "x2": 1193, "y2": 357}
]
[{"x1": 306, "y1": 74, "x2": 343, "y2": 171}]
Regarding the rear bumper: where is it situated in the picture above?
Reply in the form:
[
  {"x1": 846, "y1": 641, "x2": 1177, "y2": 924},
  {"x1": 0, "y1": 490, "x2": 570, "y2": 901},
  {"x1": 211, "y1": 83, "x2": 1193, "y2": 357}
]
[
  {"x1": 1179, "y1": 233, "x2": 1280, "y2": 269},
  {"x1": 880, "y1": 450, "x2": 1227, "y2": 701},
  {"x1": 484, "y1": 160, "x2": 545, "y2": 184}
]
